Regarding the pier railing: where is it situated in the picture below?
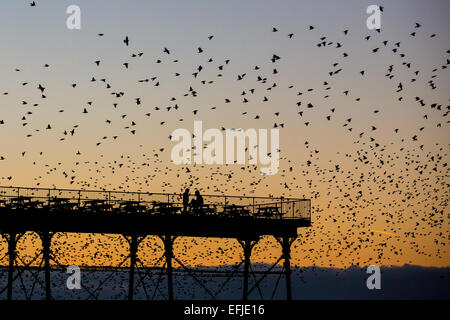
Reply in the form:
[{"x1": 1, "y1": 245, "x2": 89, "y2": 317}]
[{"x1": 0, "y1": 186, "x2": 311, "y2": 221}]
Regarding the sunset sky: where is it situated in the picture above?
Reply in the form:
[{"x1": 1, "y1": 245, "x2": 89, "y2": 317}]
[{"x1": 0, "y1": 0, "x2": 449, "y2": 270}]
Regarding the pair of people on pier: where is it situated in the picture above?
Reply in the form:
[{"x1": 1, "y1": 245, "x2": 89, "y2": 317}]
[{"x1": 182, "y1": 188, "x2": 203, "y2": 213}]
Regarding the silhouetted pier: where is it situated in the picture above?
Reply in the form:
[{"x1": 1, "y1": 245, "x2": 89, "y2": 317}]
[{"x1": 0, "y1": 186, "x2": 311, "y2": 300}]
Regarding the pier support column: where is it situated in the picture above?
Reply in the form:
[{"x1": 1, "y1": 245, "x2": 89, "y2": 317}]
[
  {"x1": 278, "y1": 236, "x2": 295, "y2": 301},
  {"x1": 126, "y1": 235, "x2": 146, "y2": 300},
  {"x1": 6, "y1": 233, "x2": 19, "y2": 301},
  {"x1": 161, "y1": 235, "x2": 175, "y2": 300},
  {"x1": 40, "y1": 232, "x2": 53, "y2": 300},
  {"x1": 239, "y1": 238, "x2": 258, "y2": 300},
  {"x1": 128, "y1": 235, "x2": 138, "y2": 300}
]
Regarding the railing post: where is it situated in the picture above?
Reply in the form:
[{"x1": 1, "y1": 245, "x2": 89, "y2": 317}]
[
  {"x1": 252, "y1": 197, "x2": 255, "y2": 216},
  {"x1": 280, "y1": 197, "x2": 283, "y2": 217},
  {"x1": 292, "y1": 202, "x2": 295, "y2": 219}
]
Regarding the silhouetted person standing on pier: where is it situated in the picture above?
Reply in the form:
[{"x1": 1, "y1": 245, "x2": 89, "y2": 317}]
[
  {"x1": 190, "y1": 190, "x2": 204, "y2": 213},
  {"x1": 182, "y1": 188, "x2": 190, "y2": 213},
  {"x1": 196, "y1": 190, "x2": 203, "y2": 207}
]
